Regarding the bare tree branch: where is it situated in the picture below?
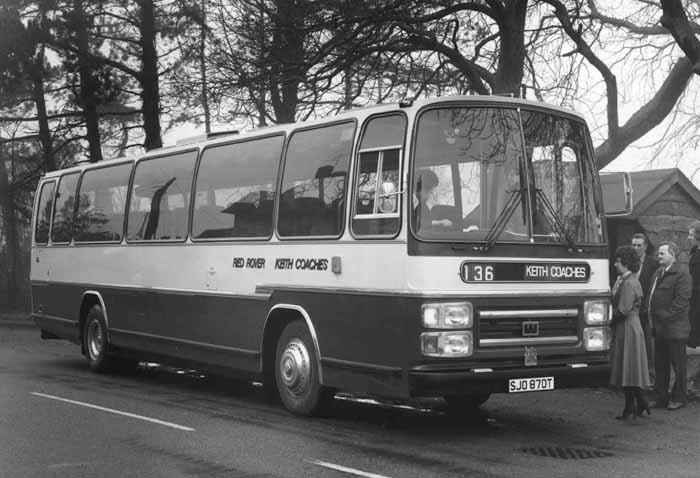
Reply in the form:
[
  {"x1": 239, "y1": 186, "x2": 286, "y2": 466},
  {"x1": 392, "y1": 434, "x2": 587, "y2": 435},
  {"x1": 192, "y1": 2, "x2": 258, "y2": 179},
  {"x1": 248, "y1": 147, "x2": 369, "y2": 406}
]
[{"x1": 595, "y1": 57, "x2": 694, "y2": 168}]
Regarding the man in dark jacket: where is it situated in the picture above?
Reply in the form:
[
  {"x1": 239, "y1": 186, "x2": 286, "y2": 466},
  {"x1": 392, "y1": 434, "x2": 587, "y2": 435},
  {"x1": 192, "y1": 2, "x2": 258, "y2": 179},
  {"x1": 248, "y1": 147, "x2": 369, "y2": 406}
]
[
  {"x1": 687, "y1": 221, "x2": 700, "y2": 348},
  {"x1": 648, "y1": 241, "x2": 692, "y2": 410},
  {"x1": 686, "y1": 222, "x2": 700, "y2": 395},
  {"x1": 632, "y1": 233, "x2": 659, "y2": 361}
]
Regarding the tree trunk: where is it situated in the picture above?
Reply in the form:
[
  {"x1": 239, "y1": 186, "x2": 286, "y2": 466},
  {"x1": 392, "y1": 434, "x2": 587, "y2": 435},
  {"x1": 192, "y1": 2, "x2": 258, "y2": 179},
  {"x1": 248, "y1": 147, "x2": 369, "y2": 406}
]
[
  {"x1": 344, "y1": 64, "x2": 353, "y2": 110},
  {"x1": 0, "y1": 148, "x2": 20, "y2": 309},
  {"x1": 74, "y1": 0, "x2": 103, "y2": 163},
  {"x1": 492, "y1": 0, "x2": 528, "y2": 96},
  {"x1": 661, "y1": 0, "x2": 700, "y2": 73},
  {"x1": 33, "y1": 7, "x2": 56, "y2": 172},
  {"x1": 200, "y1": 0, "x2": 211, "y2": 134},
  {"x1": 139, "y1": 0, "x2": 162, "y2": 150},
  {"x1": 30, "y1": 63, "x2": 56, "y2": 172},
  {"x1": 269, "y1": 0, "x2": 304, "y2": 123}
]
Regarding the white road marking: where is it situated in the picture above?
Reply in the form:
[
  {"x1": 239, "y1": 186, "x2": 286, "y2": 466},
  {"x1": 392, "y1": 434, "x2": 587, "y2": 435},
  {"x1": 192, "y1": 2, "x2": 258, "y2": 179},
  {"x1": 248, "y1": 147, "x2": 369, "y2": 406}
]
[
  {"x1": 48, "y1": 462, "x2": 90, "y2": 469},
  {"x1": 307, "y1": 459, "x2": 392, "y2": 478},
  {"x1": 31, "y1": 392, "x2": 195, "y2": 431}
]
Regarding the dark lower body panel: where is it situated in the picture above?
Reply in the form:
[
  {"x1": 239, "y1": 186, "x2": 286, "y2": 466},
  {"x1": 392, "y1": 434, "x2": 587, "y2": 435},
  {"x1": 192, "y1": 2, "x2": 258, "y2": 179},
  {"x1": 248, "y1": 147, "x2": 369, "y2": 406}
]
[{"x1": 32, "y1": 281, "x2": 611, "y2": 401}]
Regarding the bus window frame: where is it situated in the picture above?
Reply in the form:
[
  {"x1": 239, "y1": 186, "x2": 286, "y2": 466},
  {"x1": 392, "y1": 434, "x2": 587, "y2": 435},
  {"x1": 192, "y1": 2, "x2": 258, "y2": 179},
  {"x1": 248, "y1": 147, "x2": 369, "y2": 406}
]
[
  {"x1": 352, "y1": 147, "x2": 403, "y2": 218},
  {"x1": 276, "y1": 119, "x2": 357, "y2": 241},
  {"x1": 50, "y1": 171, "x2": 81, "y2": 246},
  {"x1": 125, "y1": 148, "x2": 199, "y2": 244},
  {"x1": 408, "y1": 102, "x2": 605, "y2": 247},
  {"x1": 189, "y1": 133, "x2": 285, "y2": 243},
  {"x1": 33, "y1": 179, "x2": 56, "y2": 246},
  {"x1": 519, "y1": 108, "x2": 602, "y2": 245},
  {"x1": 73, "y1": 160, "x2": 135, "y2": 245},
  {"x1": 409, "y1": 103, "x2": 524, "y2": 243},
  {"x1": 349, "y1": 112, "x2": 407, "y2": 240}
]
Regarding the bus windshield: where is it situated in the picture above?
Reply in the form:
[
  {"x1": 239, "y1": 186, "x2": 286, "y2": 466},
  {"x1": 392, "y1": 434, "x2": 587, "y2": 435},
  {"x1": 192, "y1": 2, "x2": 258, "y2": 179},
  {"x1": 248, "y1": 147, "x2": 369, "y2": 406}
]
[{"x1": 412, "y1": 106, "x2": 603, "y2": 245}]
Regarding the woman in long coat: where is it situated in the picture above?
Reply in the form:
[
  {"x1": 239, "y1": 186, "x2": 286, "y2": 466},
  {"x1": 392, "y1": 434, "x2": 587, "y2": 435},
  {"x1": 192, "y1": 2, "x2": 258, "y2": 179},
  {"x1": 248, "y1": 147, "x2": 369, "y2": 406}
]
[{"x1": 610, "y1": 245, "x2": 652, "y2": 419}]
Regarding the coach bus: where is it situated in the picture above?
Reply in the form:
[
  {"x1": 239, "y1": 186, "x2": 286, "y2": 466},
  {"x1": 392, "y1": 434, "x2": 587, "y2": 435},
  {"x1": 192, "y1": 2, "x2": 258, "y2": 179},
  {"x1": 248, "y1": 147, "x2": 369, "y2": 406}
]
[{"x1": 31, "y1": 95, "x2": 614, "y2": 415}]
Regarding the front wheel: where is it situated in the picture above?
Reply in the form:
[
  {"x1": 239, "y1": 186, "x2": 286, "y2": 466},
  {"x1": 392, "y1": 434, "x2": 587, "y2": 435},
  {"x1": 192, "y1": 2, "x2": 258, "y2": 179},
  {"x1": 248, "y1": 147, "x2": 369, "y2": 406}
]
[{"x1": 275, "y1": 321, "x2": 333, "y2": 416}]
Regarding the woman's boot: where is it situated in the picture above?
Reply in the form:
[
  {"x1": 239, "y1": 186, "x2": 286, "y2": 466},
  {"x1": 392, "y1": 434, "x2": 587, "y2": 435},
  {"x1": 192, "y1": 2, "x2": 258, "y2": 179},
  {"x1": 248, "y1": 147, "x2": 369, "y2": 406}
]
[{"x1": 616, "y1": 387, "x2": 636, "y2": 420}]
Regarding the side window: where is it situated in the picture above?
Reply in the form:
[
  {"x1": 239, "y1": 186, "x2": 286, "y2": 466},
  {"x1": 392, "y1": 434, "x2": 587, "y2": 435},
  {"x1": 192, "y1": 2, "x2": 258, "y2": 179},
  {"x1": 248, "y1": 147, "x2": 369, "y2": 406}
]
[
  {"x1": 192, "y1": 135, "x2": 283, "y2": 239},
  {"x1": 34, "y1": 181, "x2": 55, "y2": 245},
  {"x1": 278, "y1": 122, "x2": 355, "y2": 237},
  {"x1": 51, "y1": 173, "x2": 80, "y2": 244},
  {"x1": 74, "y1": 163, "x2": 132, "y2": 242},
  {"x1": 351, "y1": 114, "x2": 406, "y2": 237},
  {"x1": 128, "y1": 151, "x2": 197, "y2": 241}
]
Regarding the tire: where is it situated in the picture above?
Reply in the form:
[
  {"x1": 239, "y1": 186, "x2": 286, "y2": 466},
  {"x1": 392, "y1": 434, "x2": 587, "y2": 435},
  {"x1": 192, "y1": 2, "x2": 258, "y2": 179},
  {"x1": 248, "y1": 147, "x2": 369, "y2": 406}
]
[
  {"x1": 274, "y1": 321, "x2": 333, "y2": 416},
  {"x1": 444, "y1": 392, "x2": 491, "y2": 413},
  {"x1": 83, "y1": 304, "x2": 115, "y2": 373}
]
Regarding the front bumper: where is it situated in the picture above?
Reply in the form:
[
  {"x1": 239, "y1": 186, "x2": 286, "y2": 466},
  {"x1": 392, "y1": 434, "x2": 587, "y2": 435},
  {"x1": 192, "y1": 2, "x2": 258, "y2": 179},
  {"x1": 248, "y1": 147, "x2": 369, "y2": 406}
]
[{"x1": 408, "y1": 363, "x2": 610, "y2": 397}]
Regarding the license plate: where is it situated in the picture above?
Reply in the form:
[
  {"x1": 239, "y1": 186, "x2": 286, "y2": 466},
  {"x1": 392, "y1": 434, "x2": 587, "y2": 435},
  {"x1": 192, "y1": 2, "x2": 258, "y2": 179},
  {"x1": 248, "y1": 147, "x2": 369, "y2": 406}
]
[{"x1": 508, "y1": 376, "x2": 554, "y2": 393}]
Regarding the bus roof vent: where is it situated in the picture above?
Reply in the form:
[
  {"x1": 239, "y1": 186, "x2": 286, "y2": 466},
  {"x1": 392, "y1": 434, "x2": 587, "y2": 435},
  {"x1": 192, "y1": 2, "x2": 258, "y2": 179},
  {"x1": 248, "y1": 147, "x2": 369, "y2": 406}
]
[{"x1": 174, "y1": 130, "x2": 239, "y2": 146}]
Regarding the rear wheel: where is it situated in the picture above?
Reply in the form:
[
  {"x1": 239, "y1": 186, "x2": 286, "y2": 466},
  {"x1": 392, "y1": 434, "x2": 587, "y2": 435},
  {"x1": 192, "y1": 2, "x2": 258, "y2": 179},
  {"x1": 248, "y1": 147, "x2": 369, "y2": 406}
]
[
  {"x1": 275, "y1": 321, "x2": 333, "y2": 416},
  {"x1": 83, "y1": 304, "x2": 113, "y2": 373},
  {"x1": 83, "y1": 304, "x2": 138, "y2": 374}
]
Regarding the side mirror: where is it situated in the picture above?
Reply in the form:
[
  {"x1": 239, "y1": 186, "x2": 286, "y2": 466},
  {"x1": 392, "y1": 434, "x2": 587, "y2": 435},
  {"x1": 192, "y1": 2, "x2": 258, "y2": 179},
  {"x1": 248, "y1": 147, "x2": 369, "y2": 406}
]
[{"x1": 600, "y1": 172, "x2": 633, "y2": 217}]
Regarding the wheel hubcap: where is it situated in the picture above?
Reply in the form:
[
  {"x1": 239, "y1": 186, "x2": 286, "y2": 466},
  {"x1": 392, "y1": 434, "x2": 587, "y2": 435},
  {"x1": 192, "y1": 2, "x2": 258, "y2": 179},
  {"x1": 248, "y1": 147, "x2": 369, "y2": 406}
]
[
  {"x1": 279, "y1": 338, "x2": 311, "y2": 396},
  {"x1": 87, "y1": 320, "x2": 103, "y2": 360}
]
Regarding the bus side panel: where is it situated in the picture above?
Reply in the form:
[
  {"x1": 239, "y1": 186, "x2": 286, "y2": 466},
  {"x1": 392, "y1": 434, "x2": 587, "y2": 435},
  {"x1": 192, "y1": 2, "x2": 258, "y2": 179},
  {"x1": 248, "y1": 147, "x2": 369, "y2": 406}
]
[
  {"x1": 270, "y1": 290, "x2": 422, "y2": 399},
  {"x1": 31, "y1": 282, "x2": 84, "y2": 344},
  {"x1": 105, "y1": 287, "x2": 267, "y2": 373}
]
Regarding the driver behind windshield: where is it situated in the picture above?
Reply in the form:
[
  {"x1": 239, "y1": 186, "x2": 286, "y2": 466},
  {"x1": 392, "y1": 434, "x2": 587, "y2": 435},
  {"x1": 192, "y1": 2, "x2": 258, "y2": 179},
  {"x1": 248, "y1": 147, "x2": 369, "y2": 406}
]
[{"x1": 413, "y1": 169, "x2": 453, "y2": 231}]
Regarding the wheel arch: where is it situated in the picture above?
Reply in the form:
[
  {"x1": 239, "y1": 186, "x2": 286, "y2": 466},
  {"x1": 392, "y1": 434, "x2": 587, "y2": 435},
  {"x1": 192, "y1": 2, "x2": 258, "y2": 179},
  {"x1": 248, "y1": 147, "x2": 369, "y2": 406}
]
[{"x1": 261, "y1": 304, "x2": 323, "y2": 386}]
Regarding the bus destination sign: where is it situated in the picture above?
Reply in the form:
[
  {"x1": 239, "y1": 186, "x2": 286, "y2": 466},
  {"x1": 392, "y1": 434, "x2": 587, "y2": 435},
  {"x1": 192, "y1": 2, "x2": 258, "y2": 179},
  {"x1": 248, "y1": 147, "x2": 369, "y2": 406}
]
[{"x1": 460, "y1": 261, "x2": 590, "y2": 283}]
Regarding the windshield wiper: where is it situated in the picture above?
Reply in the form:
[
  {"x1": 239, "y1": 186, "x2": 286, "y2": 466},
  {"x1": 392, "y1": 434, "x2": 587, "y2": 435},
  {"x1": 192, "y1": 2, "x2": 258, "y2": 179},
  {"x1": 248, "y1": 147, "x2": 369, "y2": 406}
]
[
  {"x1": 534, "y1": 189, "x2": 583, "y2": 253},
  {"x1": 475, "y1": 189, "x2": 523, "y2": 252}
]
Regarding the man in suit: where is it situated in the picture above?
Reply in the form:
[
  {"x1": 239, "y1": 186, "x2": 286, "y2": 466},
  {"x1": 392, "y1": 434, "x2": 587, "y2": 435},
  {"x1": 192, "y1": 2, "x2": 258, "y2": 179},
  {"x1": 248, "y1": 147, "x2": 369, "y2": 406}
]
[
  {"x1": 631, "y1": 233, "x2": 659, "y2": 367},
  {"x1": 648, "y1": 241, "x2": 692, "y2": 410}
]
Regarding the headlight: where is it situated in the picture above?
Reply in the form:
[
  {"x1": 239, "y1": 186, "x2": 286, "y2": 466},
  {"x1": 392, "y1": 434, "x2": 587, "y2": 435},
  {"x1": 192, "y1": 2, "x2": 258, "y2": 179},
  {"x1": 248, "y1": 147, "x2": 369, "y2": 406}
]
[
  {"x1": 422, "y1": 302, "x2": 473, "y2": 328},
  {"x1": 583, "y1": 327, "x2": 611, "y2": 351},
  {"x1": 421, "y1": 331, "x2": 473, "y2": 357},
  {"x1": 584, "y1": 300, "x2": 609, "y2": 325}
]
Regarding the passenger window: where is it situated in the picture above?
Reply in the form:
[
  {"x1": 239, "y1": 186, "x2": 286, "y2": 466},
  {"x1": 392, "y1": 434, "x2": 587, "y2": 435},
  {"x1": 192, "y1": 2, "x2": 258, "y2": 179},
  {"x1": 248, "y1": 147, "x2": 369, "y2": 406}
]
[
  {"x1": 128, "y1": 151, "x2": 197, "y2": 241},
  {"x1": 278, "y1": 122, "x2": 355, "y2": 237},
  {"x1": 34, "y1": 181, "x2": 55, "y2": 245},
  {"x1": 352, "y1": 114, "x2": 405, "y2": 237},
  {"x1": 74, "y1": 163, "x2": 132, "y2": 242},
  {"x1": 51, "y1": 173, "x2": 80, "y2": 244},
  {"x1": 192, "y1": 135, "x2": 282, "y2": 239}
]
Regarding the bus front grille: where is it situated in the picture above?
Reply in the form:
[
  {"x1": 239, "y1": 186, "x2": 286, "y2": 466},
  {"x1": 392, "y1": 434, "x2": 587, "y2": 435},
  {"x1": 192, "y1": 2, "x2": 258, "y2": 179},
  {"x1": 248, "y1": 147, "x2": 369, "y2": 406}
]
[{"x1": 478, "y1": 308, "x2": 579, "y2": 347}]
